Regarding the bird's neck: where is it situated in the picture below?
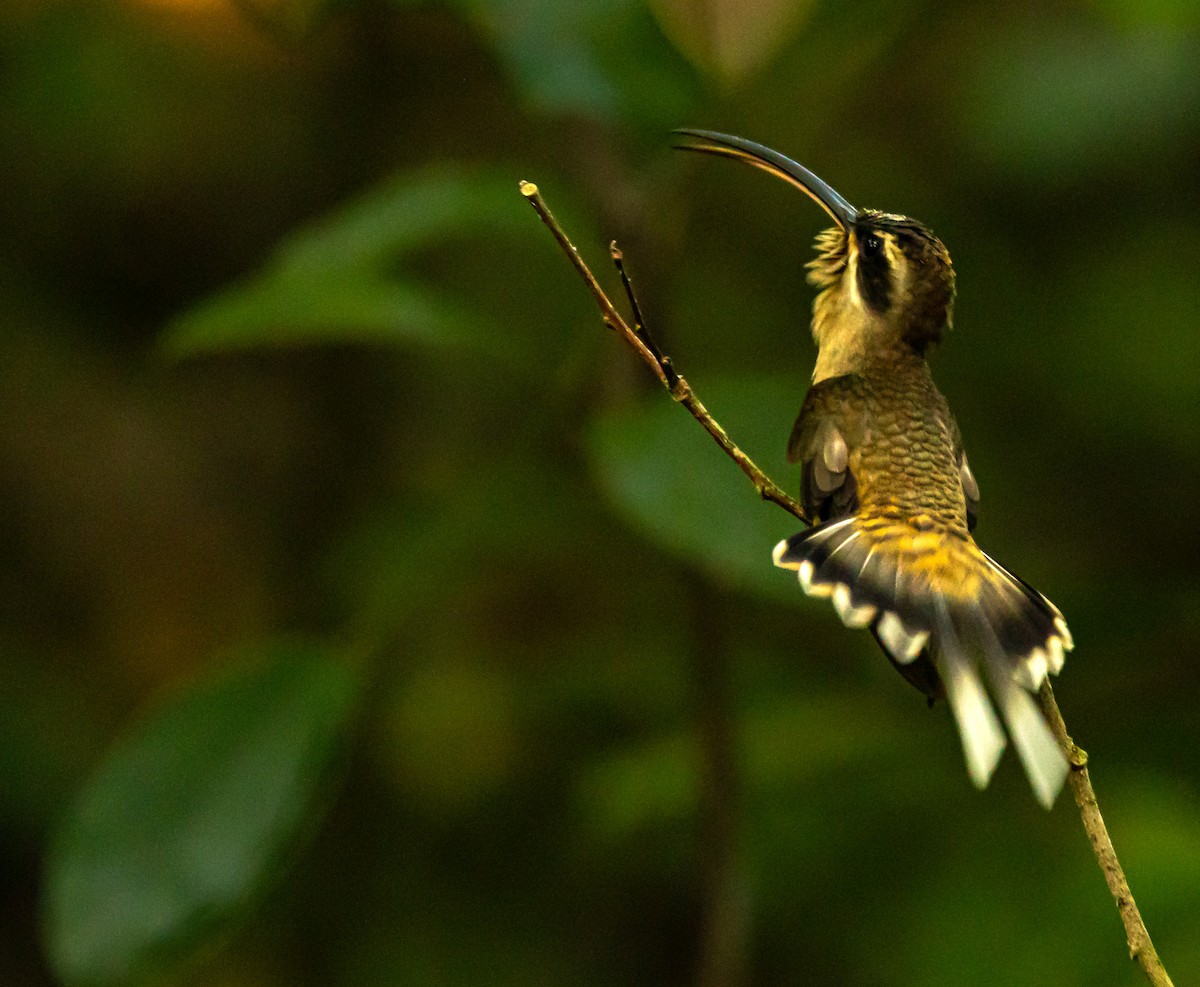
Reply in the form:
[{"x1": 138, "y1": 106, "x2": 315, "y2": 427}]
[{"x1": 812, "y1": 314, "x2": 921, "y2": 384}]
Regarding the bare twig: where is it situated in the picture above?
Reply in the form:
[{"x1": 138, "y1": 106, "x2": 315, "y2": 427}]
[
  {"x1": 1037, "y1": 683, "x2": 1175, "y2": 987},
  {"x1": 519, "y1": 181, "x2": 808, "y2": 525},
  {"x1": 521, "y1": 178, "x2": 1173, "y2": 987},
  {"x1": 611, "y1": 243, "x2": 676, "y2": 386}
]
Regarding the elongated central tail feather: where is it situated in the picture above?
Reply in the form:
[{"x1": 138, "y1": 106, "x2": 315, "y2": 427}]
[{"x1": 773, "y1": 516, "x2": 1073, "y2": 807}]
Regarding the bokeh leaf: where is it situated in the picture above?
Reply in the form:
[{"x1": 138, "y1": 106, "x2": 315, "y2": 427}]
[
  {"x1": 587, "y1": 375, "x2": 806, "y2": 602},
  {"x1": 165, "y1": 273, "x2": 500, "y2": 355},
  {"x1": 273, "y1": 167, "x2": 525, "y2": 277},
  {"x1": 467, "y1": 0, "x2": 624, "y2": 117},
  {"x1": 1049, "y1": 225, "x2": 1200, "y2": 444},
  {"x1": 163, "y1": 168, "x2": 523, "y2": 358},
  {"x1": 577, "y1": 694, "x2": 920, "y2": 842},
  {"x1": 457, "y1": 0, "x2": 698, "y2": 124},
  {"x1": 961, "y1": 26, "x2": 1200, "y2": 182},
  {"x1": 43, "y1": 642, "x2": 361, "y2": 987},
  {"x1": 230, "y1": 0, "x2": 342, "y2": 39},
  {"x1": 648, "y1": 0, "x2": 816, "y2": 83}
]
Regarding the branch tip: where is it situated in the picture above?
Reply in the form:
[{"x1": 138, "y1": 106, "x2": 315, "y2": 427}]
[{"x1": 523, "y1": 183, "x2": 806, "y2": 525}]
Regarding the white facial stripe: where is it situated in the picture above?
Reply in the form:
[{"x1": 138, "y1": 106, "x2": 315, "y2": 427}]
[{"x1": 846, "y1": 238, "x2": 863, "y2": 309}]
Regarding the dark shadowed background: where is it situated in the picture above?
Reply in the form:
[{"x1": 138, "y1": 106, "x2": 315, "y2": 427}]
[{"x1": 2, "y1": 1, "x2": 1199, "y2": 984}]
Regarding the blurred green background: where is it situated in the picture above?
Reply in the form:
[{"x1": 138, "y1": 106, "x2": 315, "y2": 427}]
[{"x1": 2, "y1": 0, "x2": 1199, "y2": 984}]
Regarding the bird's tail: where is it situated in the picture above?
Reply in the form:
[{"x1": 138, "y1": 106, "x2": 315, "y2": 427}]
[{"x1": 773, "y1": 515, "x2": 1073, "y2": 807}]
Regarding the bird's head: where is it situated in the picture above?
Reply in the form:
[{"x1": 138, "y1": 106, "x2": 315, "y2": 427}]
[{"x1": 675, "y1": 130, "x2": 956, "y2": 378}]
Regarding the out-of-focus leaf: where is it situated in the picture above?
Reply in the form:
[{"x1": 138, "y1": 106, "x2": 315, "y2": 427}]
[
  {"x1": 470, "y1": 0, "x2": 624, "y2": 117},
  {"x1": 1104, "y1": 773, "x2": 1200, "y2": 930},
  {"x1": 576, "y1": 733, "x2": 695, "y2": 839},
  {"x1": 230, "y1": 0, "x2": 342, "y2": 38},
  {"x1": 274, "y1": 168, "x2": 525, "y2": 277},
  {"x1": 587, "y1": 375, "x2": 805, "y2": 602},
  {"x1": 42, "y1": 642, "x2": 361, "y2": 987},
  {"x1": 859, "y1": 773, "x2": 1200, "y2": 987},
  {"x1": 1093, "y1": 0, "x2": 1200, "y2": 29},
  {"x1": 458, "y1": 0, "x2": 699, "y2": 123},
  {"x1": 163, "y1": 168, "x2": 525, "y2": 357},
  {"x1": 590, "y1": 4, "x2": 703, "y2": 127},
  {"x1": 647, "y1": 0, "x2": 816, "y2": 83},
  {"x1": 325, "y1": 461, "x2": 602, "y2": 639},
  {"x1": 1048, "y1": 224, "x2": 1200, "y2": 444},
  {"x1": 165, "y1": 273, "x2": 501, "y2": 356},
  {"x1": 577, "y1": 694, "x2": 919, "y2": 842},
  {"x1": 378, "y1": 664, "x2": 519, "y2": 814},
  {"x1": 0, "y1": 653, "x2": 101, "y2": 839},
  {"x1": 962, "y1": 26, "x2": 1200, "y2": 181}
]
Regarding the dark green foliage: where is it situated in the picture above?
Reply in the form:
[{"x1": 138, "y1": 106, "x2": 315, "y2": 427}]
[
  {"x1": 1, "y1": 1, "x2": 1198, "y2": 985},
  {"x1": 42, "y1": 644, "x2": 360, "y2": 986},
  {"x1": 163, "y1": 169, "x2": 528, "y2": 358},
  {"x1": 588, "y1": 376, "x2": 803, "y2": 602}
]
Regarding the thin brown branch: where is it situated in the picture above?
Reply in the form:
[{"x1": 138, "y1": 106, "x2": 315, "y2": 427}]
[
  {"x1": 522, "y1": 178, "x2": 1173, "y2": 987},
  {"x1": 1037, "y1": 683, "x2": 1175, "y2": 987},
  {"x1": 519, "y1": 180, "x2": 808, "y2": 526}
]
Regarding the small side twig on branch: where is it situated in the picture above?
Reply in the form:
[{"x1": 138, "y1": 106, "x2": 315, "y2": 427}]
[
  {"x1": 519, "y1": 180, "x2": 808, "y2": 526},
  {"x1": 521, "y1": 179, "x2": 1174, "y2": 987}
]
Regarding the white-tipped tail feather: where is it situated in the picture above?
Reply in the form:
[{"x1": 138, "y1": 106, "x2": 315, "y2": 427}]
[
  {"x1": 833, "y1": 584, "x2": 877, "y2": 628},
  {"x1": 875, "y1": 611, "x2": 928, "y2": 664},
  {"x1": 774, "y1": 518, "x2": 1073, "y2": 807},
  {"x1": 991, "y1": 677, "x2": 1068, "y2": 809},
  {"x1": 939, "y1": 645, "x2": 1007, "y2": 789}
]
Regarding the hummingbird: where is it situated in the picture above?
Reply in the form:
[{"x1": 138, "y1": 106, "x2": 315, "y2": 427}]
[{"x1": 675, "y1": 129, "x2": 1073, "y2": 808}]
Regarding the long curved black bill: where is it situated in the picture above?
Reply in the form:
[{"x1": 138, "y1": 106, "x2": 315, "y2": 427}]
[{"x1": 673, "y1": 129, "x2": 857, "y2": 230}]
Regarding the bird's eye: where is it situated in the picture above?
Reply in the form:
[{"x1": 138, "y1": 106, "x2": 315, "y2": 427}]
[{"x1": 862, "y1": 234, "x2": 882, "y2": 257}]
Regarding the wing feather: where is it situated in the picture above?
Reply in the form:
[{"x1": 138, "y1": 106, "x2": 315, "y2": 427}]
[
  {"x1": 787, "y1": 374, "x2": 866, "y2": 522},
  {"x1": 948, "y1": 416, "x2": 979, "y2": 532}
]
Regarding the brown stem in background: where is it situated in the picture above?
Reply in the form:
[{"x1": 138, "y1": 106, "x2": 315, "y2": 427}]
[
  {"x1": 689, "y1": 580, "x2": 749, "y2": 987},
  {"x1": 521, "y1": 179, "x2": 1174, "y2": 987}
]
